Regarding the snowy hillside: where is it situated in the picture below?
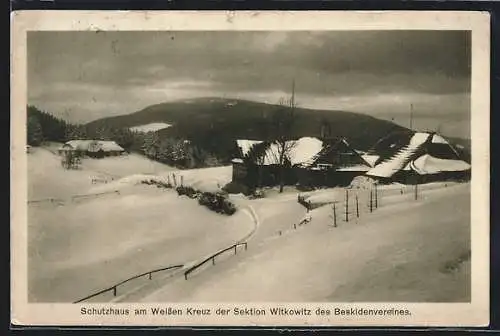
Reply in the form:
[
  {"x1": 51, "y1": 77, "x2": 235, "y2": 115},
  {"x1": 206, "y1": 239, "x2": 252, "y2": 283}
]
[
  {"x1": 129, "y1": 122, "x2": 172, "y2": 133},
  {"x1": 28, "y1": 146, "x2": 176, "y2": 200},
  {"x1": 27, "y1": 146, "x2": 252, "y2": 303}
]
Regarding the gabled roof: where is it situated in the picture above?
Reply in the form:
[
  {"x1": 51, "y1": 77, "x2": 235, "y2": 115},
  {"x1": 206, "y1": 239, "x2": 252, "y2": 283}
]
[
  {"x1": 236, "y1": 137, "x2": 323, "y2": 166},
  {"x1": 235, "y1": 137, "x2": 371, "y2": 170},
  {"x1": 366, "y1": 131, "x2": 470, "y2": 178},
  {"x1": 61, "y1": 140, "x2": 125, "y2": 152}
]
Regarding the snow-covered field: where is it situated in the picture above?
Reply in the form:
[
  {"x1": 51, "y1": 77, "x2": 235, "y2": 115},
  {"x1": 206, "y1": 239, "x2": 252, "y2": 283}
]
[
  {"x1": 129, "y1": 122, "x2": 172, "y2": 133},
  {"x1": 27, "y1": 145, "x2": 471, "y2": 303},
  {"x1": 139, "y1": 183, "x2": 470, "y2": 303},
  {"x1": 27, "y1": 146, "x2": 251, "y2": 303},
  {"x1": 28, "y1": 146, "x2": 176, "y2": 200}
]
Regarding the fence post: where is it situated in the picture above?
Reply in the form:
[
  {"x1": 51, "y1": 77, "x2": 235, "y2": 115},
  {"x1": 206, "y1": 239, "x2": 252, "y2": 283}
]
[
  {"x1": 113, "y1": 286, "x2": 117, "y2": 297},
  {"x1": 294, "y1": 223, "x2": 297, "y2": 230},
  {"x1": 414, "y1": 183, "x2": 418, "y2": 200},
  {"x1": 244, "y1": 242, "x2": 248, "y2": 250},
  {"x1": 356, "y1": 194, "x2": 359, "y2": 218},
  {"x1": 148, "y1": 272, "x2": 152, "y2": 280},
  {"x1": 185, "y1": 273, "x2": 188, "y2": 280},
  {"x1": 212, "y1": 256, "x2": 216, "y2": 265},
  {"x1": 333, "y1": 203, "x2": 337, "y2": 228},
  {"x1": 370, "y1": 189, "x2": 373, "y2": 213},
  {"x1": 345, "y1": 189, "x2": 349, "y2": 222},
  {"x1": 234, "y1": 245, "x2": 237, "y2": 255},
  {"x1": 375, "y1": 184, "x2": 378, "y2": 209}
]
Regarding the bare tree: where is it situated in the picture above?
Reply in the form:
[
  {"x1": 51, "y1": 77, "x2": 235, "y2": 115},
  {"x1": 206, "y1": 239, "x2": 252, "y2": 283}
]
[
  {"x1": 268, "y1": 81, "x2": 297, "y2": 193},
  {"x1": 61, "y1": 150, "x2": 80, "y2": 170}
]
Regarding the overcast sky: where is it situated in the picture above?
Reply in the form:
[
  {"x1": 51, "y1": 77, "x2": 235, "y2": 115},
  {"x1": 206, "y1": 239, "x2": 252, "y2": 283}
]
[{"x1": 28, "y1": 30, "x2": 471, "y2": 138}]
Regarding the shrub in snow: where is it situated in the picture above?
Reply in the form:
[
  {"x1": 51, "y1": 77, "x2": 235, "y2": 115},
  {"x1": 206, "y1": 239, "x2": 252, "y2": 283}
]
[
  {"x1": 197, "y1": 191, "x2": 236, "y2": 215},
  {"x1": 176, "y1": 185, "x2": 197, "y2": 198}
]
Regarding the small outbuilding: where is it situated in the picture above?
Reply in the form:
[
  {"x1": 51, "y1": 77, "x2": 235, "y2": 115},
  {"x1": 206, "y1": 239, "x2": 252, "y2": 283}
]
[{"x1": 58, "y1": 140, "x2": 126, "y2": 158}]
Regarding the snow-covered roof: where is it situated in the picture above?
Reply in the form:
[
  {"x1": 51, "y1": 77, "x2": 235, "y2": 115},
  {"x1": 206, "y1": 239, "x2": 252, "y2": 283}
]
[
  {"x1": 366, "y1": 131, "x2": 470, "y2": 178},
  {"x1": 289, "y1": 137, "x2": 324, "y2": 166},
  {"x1": 367, "y1": 132, "x2": 430, "y2": 178},
  {"x1": 61, "y1": 140, "x2": 125, "y2": 152},
  {"x1": 236, "y1": 140, "x2": 263, "y2": 157},
  {"x1": 236, "y1": 137, "x2": 324, "y2": 166},
  {"x1": 431, "y1": 134, "x2": 449, "y2": 144},
  {"x1": 410, "y1": 154, "x2": 471, "y2": 175},
  {"x1": 362, "y1": 154, "x2": 379, "y2": 167}
]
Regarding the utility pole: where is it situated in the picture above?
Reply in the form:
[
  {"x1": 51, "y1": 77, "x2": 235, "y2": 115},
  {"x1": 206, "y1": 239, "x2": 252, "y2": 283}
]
[
  {"x1": 410, "y1": 103, "x2": 414, "y2": 130},
  {"x1": 375, "y1": 184, "x2": 378, "y2": 209}
]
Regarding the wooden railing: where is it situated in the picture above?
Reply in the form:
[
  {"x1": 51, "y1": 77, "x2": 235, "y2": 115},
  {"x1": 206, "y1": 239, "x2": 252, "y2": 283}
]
[
  {"x1": 184, "y1": 242, "x2": 248, "y2": 280},
  {"x1": 73, "y1": 264, "x2": 183, "y2": 303},
  {"x1": 29, "y1": 190, "x2": 120, "y2": 206}
]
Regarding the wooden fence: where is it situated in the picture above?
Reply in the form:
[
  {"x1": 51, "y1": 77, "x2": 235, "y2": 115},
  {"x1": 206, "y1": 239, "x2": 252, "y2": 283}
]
[
  {"x1": 73, "y1": 264, "x2": 183, "y2": 303},
  {"x1": 29, "y1": 190, "x2": 121, "y2": 206},
  {"x1": 184, "y1": 242, "x2": 248, "y2": 280}
]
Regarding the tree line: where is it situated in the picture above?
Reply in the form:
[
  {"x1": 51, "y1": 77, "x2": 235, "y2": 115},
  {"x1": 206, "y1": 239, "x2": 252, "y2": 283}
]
[{"x1": 26, "y1": 105, "x2": 222, "y2": 169}]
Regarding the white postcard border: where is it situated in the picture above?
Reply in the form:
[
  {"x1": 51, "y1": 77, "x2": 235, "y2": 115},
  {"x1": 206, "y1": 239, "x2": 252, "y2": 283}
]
[{"x1": 11, "y1": 10, "x2": 490, "y2": 327}]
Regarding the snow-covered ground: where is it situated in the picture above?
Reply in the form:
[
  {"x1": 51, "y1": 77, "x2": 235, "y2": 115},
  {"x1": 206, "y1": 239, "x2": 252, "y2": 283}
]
[
  {"x1": 27, "y1": 145, "x2": 470, "y2": 303},
  {"x1": 27, "y1": 146, "x2": 252, "y2": 303},
  {"x1": 28, "y1": 146, "x2": 176, "y2": 200},
  {"x1": 139, "y1": 182, "x2": 470, "y2": 303},
  {"x1": 129, "y1": 122, "x2": 172, "y2": 133}
]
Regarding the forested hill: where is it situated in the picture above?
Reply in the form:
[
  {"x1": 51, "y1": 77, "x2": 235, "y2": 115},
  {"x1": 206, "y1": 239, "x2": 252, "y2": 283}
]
[{"x1": 86, "y1": 97, "x2": 409, "y2": 155}]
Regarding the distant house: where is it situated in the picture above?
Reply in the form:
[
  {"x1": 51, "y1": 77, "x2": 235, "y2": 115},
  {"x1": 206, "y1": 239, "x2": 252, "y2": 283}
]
[
  {"x1": 58, "y1": 140, "x2": 126, "y2": 158},
  {"x1": 232, "y1": 137, "x2": 371, "y2": 189},
  {"x1": 364, "y1": 131, "x2": 471, "y2": 184}
]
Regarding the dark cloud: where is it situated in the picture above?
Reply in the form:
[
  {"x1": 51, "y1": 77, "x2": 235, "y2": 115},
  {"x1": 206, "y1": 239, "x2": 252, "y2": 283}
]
[{"x1": 27, "y1": 30, "x2": 471, "y2": 137}]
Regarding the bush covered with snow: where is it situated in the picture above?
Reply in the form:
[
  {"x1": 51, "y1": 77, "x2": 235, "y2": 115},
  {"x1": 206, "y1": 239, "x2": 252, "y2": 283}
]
[
  {"x1": 176, "y1": 185, "x2": 199, "y2": 199},
  {"x1": 198, "y1": 192, "x2": 236, "y2": 215}
]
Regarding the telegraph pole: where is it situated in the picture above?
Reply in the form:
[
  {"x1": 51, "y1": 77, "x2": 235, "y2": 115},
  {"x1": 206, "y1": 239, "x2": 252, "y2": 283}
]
[{"x1": 410, "y1": 103, "x2": 414, "y2": 130}]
